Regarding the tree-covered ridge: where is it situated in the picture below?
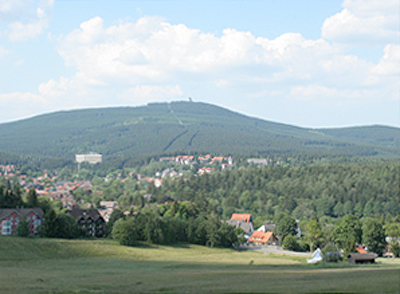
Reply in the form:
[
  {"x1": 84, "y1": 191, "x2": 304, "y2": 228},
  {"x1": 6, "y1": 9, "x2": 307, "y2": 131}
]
[
  {"x1": 150, "y1": 160, "x2": 400, "y2": 220},
  {"x1": 0, "y1": 101, "x2": 398, "y2": 160}
]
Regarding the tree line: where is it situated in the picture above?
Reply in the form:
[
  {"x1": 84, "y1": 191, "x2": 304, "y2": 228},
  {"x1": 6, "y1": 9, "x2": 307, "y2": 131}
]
[{"x1": 148, "y1": 160, "x2": 399, "y2": 221}]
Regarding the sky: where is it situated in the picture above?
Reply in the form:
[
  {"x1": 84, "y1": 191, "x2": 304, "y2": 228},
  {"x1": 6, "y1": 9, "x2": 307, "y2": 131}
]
[{"x1": 0, "y1": 0, "x2": 399, "y2": 128}]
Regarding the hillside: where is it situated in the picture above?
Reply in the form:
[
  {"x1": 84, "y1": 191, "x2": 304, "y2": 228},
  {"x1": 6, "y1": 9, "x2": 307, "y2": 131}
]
[{"x1": 0, "y1": 101, "x2": 399, "y2": 160}]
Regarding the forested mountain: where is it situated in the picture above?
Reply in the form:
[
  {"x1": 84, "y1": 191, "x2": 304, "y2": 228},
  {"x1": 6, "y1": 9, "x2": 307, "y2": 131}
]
[{"x1": 0, "y1": 101, "x2": 398, "y2": 161}]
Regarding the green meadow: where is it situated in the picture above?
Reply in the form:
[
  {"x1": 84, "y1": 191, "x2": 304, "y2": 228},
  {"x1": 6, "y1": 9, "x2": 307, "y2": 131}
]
[{"x1": 0, "y1": 237, "x2": 399, "y2": 293}]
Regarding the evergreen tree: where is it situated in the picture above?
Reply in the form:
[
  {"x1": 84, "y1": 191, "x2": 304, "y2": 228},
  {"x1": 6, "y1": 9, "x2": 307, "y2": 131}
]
[
  {"x1": 39, "y1": 209, "x2": 59, "y2": 238},
  {"x1": 26, "y1": 189, "x2": 39, "y2": 208}
]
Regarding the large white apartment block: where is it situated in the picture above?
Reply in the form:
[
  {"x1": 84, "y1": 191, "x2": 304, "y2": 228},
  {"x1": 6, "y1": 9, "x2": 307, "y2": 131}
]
[{"x1": 75, "y1": 153, "x2": 102, "y2": 164}]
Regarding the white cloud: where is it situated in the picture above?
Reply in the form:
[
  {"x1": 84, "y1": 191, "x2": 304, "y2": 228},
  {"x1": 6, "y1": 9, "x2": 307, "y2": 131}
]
[
  {"x1": 1, "y1": 0, "x2": 53, "y2": 41},
  {"x1": 372, "y1": 44, "x2": 400, "y2": 75},
  {"x1": 38, "y1": 77, "x2": 71, "y2": 98},
  {"x1": 50, "y1": 13, "x2": 399, "y2": 110},
  {"x1": 322, "y1": 0, "x2": 400, "y2": 45}
]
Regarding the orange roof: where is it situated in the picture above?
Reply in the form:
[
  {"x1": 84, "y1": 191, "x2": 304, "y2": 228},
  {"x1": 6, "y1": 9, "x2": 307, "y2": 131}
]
[
  {"x1": 212, "y1": 157, "x2": 224, "y2": 161},
  {"x1": 356, "y1": 245, "x2": 367, "y2": 254},
  {"x1": 248, "y1": 231, "x2": 278, "y2": 244},
  {"x1": 230, "y1": 213, "x2": 252, "y2": 223}
]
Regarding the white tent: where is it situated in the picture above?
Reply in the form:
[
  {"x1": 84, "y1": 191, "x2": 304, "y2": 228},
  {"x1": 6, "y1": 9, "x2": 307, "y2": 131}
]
[{"x1": 307, "y1": 248, "x2": 323, "y2": 263}]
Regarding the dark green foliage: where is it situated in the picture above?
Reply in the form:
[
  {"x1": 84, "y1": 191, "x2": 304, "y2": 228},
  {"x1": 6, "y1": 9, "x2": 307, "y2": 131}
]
[
  {"x1": 187, "y1": 216, "x2": 208, "y2": 245},
  {"x1": 26, "y1": 189, "x2": 38, "y2": 208},
  {"x1": 39, "y1": 209, "x2": 80, "y2": 239},
  {"x1": 39, "y1": 209, "x2": 58, "y2": 238},
  {"x1": 149, "y1": 161, "x2": 399, "y2": 220},
  {"x1": 235, "y1": 227, "x2": 247, "y2": 244},
  {"x1": 305, "y1": 219, "x2": 322, "y2": 253},
  {"x1": 112, "y1": 218, "x2": 137, "y2": 246},
  {"x1": 362, "y1": 218, "x2": 386, "y2": 256},
  {"x1": 0, "y1": 183, "x2": 23, "y2": 208},
  {"x1": 333, "y1": 215, "x2": 362, "y2": 254},
  {"x1": 107, "y1": 209, "x2": 125, "y2": 233},
  {"x1": 16, "y1": 217, "x2": 30, "y2": 237},
  {"x1": 274, "y1": 214, "x2": 297, "y2": 241},
  {"x1": 281, "y1": 235, "x2": 300, "y2": 251},
  {"x1": 111, "y1": 206, "x2": 236, "y2": 248}
]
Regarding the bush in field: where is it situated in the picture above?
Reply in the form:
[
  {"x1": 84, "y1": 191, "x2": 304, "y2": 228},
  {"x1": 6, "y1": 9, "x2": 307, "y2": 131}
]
[
  {"x1": 282, "y1": 235, "x2": 299, "y2": 251},
  {"x1": 112, "y1": 217, "x2": 137, "y2": 246}
]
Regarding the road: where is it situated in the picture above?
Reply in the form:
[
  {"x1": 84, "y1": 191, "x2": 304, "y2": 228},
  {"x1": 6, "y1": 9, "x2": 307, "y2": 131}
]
[{"x1": 238, "y1": 245, "x2": 312, "y2": 257}]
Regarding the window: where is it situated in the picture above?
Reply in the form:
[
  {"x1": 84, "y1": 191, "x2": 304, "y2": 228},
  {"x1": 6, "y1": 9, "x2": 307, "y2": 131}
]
[
  {"x1": 32, "y1": 215, "x2": 36, "y2": 220},
  {"x1": 2, "y1": 220, "x2": 11, "y2": 235},
  {"x1": 34, "y1": 220, "x2": 41, "y2": 233}
]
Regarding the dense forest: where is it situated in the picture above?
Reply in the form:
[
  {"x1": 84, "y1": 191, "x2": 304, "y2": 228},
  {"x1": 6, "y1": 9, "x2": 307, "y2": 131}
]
[
  {"x1": 63, "y1": 159, "x2": 400, "y2": 222},
  {"x1": 149, "y1": 161, "x2": 399, "y2": 220}
]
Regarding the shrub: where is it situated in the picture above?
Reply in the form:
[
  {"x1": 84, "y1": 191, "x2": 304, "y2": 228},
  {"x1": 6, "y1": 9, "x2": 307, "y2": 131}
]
[{"x1": 282, "y1": 235, "x2": 299, "y2": 251}]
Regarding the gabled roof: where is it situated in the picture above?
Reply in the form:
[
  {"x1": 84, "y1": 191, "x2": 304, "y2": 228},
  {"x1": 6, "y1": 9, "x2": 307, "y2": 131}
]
[
  {"x1": 248, "y1": 231, "x2": 278, "y2": 244},
  {"x1": 67, "y1": 208, "x2": 104, "y2": 222},
  {"x1": 230, "y1": 213, "x2": 252, "y2": 223},
  {"x1": 0, "y1": 208, "x2": 44, "y2": 220},
  {"x1": 226, "y1": 220, "x2": 253, "y2": 234}
]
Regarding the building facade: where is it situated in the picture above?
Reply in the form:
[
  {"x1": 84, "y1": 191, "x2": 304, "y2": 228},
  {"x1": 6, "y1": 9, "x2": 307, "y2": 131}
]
[
  {"x1": 0, "y1": 208, "x2": 44, "y2": 235},
  {"x1": 75, "y1": 153, "x2": 102, "y2": 164}
]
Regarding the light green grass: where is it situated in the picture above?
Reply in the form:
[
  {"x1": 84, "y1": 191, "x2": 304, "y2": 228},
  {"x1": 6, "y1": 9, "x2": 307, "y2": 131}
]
[{"x1": 1, "y1": 236, "x2": 399, "y2": 293}]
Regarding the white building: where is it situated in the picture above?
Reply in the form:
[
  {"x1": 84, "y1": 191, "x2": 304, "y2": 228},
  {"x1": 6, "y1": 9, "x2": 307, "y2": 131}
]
[{"x1": 75, "y1": 153, "x2": 102, "y2": 164}]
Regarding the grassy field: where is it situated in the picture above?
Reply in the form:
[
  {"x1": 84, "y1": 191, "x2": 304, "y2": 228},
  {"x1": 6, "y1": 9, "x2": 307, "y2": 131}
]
[{"x1": 0, "y1": 237, "x2": 399, "y2": 293}]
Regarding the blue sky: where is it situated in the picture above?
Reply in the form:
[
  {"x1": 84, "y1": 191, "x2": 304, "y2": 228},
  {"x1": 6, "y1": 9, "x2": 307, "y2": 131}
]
[{"x1": 0, "y1": 0, "x2": 399, "y2": 128}]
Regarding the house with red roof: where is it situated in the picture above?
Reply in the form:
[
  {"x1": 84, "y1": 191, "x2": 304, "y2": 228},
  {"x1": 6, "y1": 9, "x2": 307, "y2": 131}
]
[
  {"x1": 356, "y1": 245, "x2": 368, "y2": 254},
  {"x1": 248, "y1": 231, "x2": 279, "y2": 246},
  {"x1": 230, "y1": 213, "x2": 252, "y2": 223}
]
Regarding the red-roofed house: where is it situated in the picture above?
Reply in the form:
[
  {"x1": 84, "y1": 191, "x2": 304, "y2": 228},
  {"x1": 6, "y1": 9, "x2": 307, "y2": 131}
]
[
  {"x1": 230, "y1": 213, "x2": 252, "y2": 223},
  {"x1": 356, "y1": 245, "x2": 368, "y2": 254},
  {"x1": 248, "y1": 231, "x2": 279, "y2": 246}
]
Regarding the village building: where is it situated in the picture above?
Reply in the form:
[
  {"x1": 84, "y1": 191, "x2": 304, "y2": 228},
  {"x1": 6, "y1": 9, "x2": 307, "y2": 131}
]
[
  {"x1": 67, "y1": 208, "x2": 106, "y2": 237},
  {"x1": 226, "y1": 213, "x2": 254, "y2": 239},
  {"x1": 230, "y1": 213, "x2": 252, "y2": 223},
  {"x1": 0, "y1": 208, "x2": 43, "y2": 235},
  {"x1": 347, "y1": 253, "x2": 378, "y2": 264},
  {"x1": 75, "y1": 153, "x2": 102, "y2": 164},
  {"x1": 248, "y1": 231, "x2": 279, "y2": 246}
]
